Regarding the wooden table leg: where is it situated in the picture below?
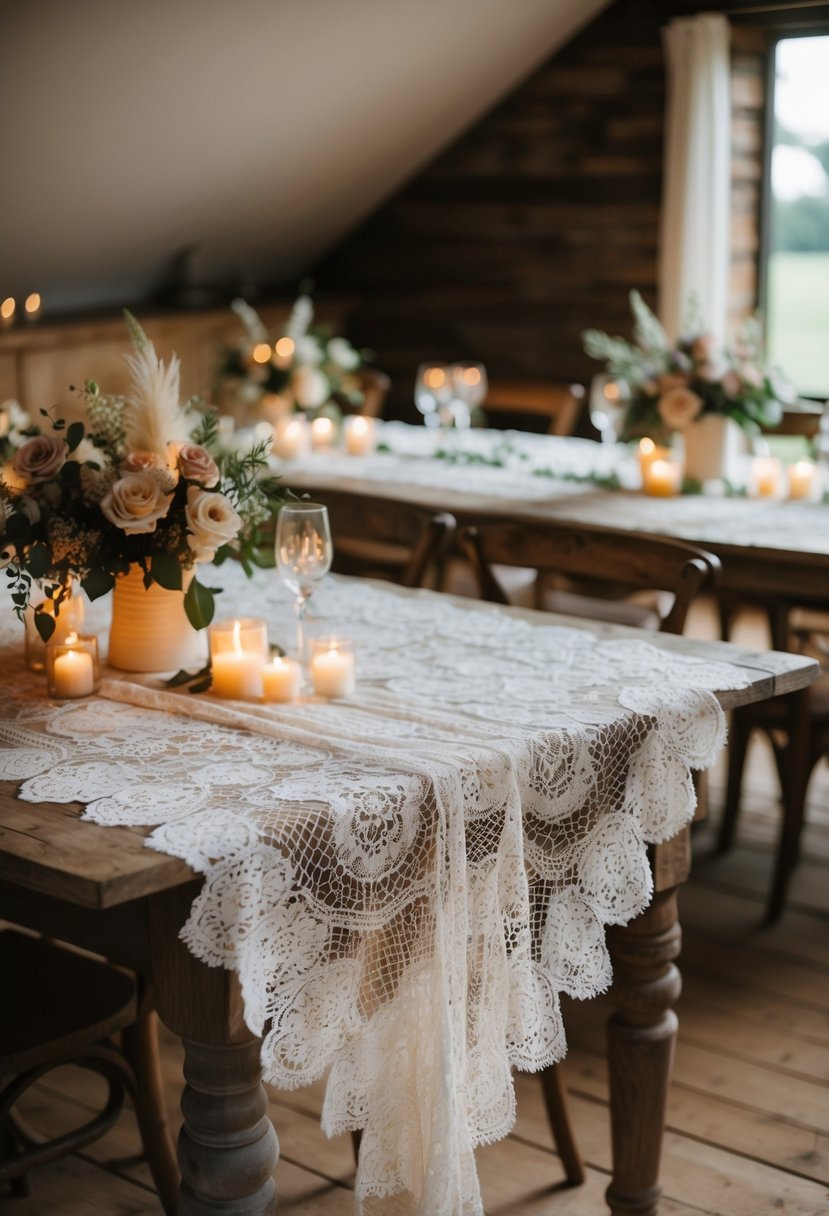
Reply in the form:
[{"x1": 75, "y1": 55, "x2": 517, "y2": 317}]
[
  {"x1": 149, "y1": 884, "x2": 279, "y2": 1215},
  {"x1": 603, "y1": 829, "x2": 689, "y2": 1216}
]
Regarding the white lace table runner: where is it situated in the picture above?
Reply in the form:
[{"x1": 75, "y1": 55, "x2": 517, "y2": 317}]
[{"x1": 0, "y1": 566, "x2": 749, "y2": 1215}]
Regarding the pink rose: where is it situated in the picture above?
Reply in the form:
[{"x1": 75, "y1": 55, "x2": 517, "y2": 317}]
[
  {"x1": 12, "y1": 435, "x2": 67, "y2": 484},
  {"x1": 657, "y1": 373, "x2": 689, "y2": 393},
  {"x1": 177, "y1": 443, "x2": 220, "y2": 487},
  {"x1": 121, "y1": 449, "x2": 167, "y2": 474},
  {"x1": 185, "y1": 486, "x2": 242, "y2": 560},
  {"x1": 100, "y1": 471, "x2": 173, "y2": 534},
  {"x1": 740, "y1": 365, "x2": 763, "y2": 389},
  {"x1": 657, "y1": 387, "x2": 703, "y2": 432}
]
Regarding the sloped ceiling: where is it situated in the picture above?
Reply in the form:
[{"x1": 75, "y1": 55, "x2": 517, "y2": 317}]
[{"x1": 0, "y1": 0, "x2": 609, "y2": 315}]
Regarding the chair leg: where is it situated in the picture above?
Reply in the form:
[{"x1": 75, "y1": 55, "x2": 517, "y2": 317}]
[
  {"x1": 120, "y1": 1008, "x2": 179, "y2": 1216},
  {"x1": 350, "y1": 1128, "x2": 362, "y2": 1166},
  {"x1": 718, "y1": 708, "x2": 754, "y2": 855},
  {"x1": 767, "y1": 688, "x2": 813, "y2": 924},
  {"x1": 540, "y1": 1065, "x2": 585, "y2": 1187}
]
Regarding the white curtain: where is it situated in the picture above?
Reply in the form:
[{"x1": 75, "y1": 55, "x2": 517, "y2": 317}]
[{"x1": 659, "y1": 13, "x2": 731, "y2": 342}]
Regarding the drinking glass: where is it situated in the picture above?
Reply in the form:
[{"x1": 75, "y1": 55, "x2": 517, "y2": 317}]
[
  {"x1": 415, "y1": 363, "x2": 453, "y2": 428},
  {"x1": 275, "y1": 503, "x2": 333, "y2": 661},
  {"x1": 589, "y1": 374, "x2": 629, "y2": 444},
  {"x1": 450, "y1": 362, "x2": 488, "y2": 429}
]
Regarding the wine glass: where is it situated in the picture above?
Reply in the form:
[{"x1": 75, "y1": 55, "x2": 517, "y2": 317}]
[
  {"x1": 415, "y1": 363, "x2": 453, "y2": 428},
  {"x1": 589, "y1": 374, "x2": 629, "y2": 444},
  {"x1": 450, "y1": 362, "x2": 488, "y2": 429},
  {"x1": 275, "y1": 503, "x2": 333, "y2": 662}
]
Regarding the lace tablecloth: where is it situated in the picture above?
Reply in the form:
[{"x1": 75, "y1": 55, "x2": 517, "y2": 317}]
[{"x1": 0, "y1": 565, "x2": 750, "y2": 1215}]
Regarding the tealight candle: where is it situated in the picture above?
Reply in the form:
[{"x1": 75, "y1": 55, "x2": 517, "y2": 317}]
[
  {"x1": 262, "y1": 656, "x2": 302, "y2": 702},
  {"x1": 209, "y1": 618, "x2": 268, "y2": 700},
  {"x1": 273, "y1": 416, "x2": 311, "y2": 460},
  {"x1": 46, "y1": 633, "x2": 99, "y2": 699},
  {"x1": 310, "y1": 638, "x2": 355, "y2": 699},
  {"x1": 273, "y1": 336, "x2": 295, "y2": 370},
  {"x1": 642, "y1": 458, "x2": 682, "y2": 497},
  {"x1": 311, "y1": 416, "x2": 335, "y2": 450},
  {"x1": 25, "y1": 584, "x2": 86, "y2": 672},
  {"x1": 637, "y1": 437, "x2": 670, "y2": 483},
  {"x1": 24, "y1": 292, "x2": 42, "y2": 323},
  {"x1": 344, "y1": 415, "x2": 377, "y2": 456},
  {"x1": 0, "y1": 297, "x2": 15, "y2": 329},
  {"x1": 787, "y1": 459, "x2": 817, "y2": 501},
  {"x1": 751, "y1": 456, "x2": 783, "y2": 498}
]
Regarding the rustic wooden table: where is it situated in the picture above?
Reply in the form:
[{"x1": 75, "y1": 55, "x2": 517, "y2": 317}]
[{"x1": 0, "y1": 602, "x2": 817, "y2": 1216}]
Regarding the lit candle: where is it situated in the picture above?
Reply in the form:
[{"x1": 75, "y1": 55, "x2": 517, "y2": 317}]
[
  {"x1": 642, "y1": 458, "x2": 682, "y2": 497},
  {"x1": 24, "y1": 292, "x2": 41, "y2": 323},
  {"x1": 210, "y1": 618, "x2": 266, "y2": 699},
  {"x1": 311, "y1": 416, "x2": 335, "y2": 450},
  {"x1": 310, "y1": 638, "x2": 355, "y2": 698},
  {"x1": 637, "y1": 437, "x2": 670, "y2": 483},
  {"x1": 25, "y1": 584, "x2": 86, "y2": 672},
  {"x1": 751, "y1": 456, "x2": 783, "y2": 498},
  {"x1": 787, "y1": 459, "x2": 817, "y2": 501},
  {"x1": 48, "y1": 633, "x2": 97, "y2": 698},
  {"x1": 273, "y1": 336, "x2": 295, "y2": 370},
  {"x1": 262, "y1": 656, "x2": 302, "y2": 702},
  {"x1": 273, "y1": 416, "x2": 311, "y2": 460},
  {"x1": 0, "y1": 297, "x2": 15, "y2": 329},
  {"x1": 344, "y1": 415, "x2": 377, "y2": 456}
]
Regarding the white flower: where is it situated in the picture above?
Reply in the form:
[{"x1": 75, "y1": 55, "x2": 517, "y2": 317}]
[
  {"x1": 18, "y1": 494, "x2": 41, "y2": 524},
  {"x1": 657, "y1": 387, "x2": 703, "y2": 432},
  {"x1": 69, "y1": 437, "x2": 106, "y2": 467},
  {"x1": 100, "y1": 471, "x2": 174, "y2": 534},
  {"x1": 285, "y1": 295, "x2": 314, "y2": 341},
  {"x1": 185, "y1": 486, "x2": 242, "y2": 560},
  {"x1": 292, "y1": 366, "x2": 329, "y2": 409},
  {"x1": 294, "y1": 335, "x2": 324, "y2": 366},
  {"x1": 327, "y1": 337, "x2": 360, "y2": 370},
  {"x1": 12, "y1": 435, "x2": 67, "y2": 484}
]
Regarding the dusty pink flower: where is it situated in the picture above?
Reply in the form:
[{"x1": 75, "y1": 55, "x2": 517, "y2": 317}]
[
  {"x1": 657, "y1": 387, "x2": 703, "y2": 432},
  {"x1": 101, "y1": 471, "x2": 173, "y2": 534},
  {"x1": 12, "y1": 435, "x2": 67, "y2": 484},
  {"x1": 121, "y1": 449, "x2": 167, "y2": 474},
  {"x1": 185, "y1": 486, "x2": 242, "y2": 559},
  {"x1": 177, "y1": 443, "x2": 220, "y2": 487},
  {"x1": 740, "y1": 364, "x2": 763, "y2": 389},
  {"x1": 657, "y1": 373, "x2": 689, "y2": 393},
  {"x1": 721, "y1": 370, "x2": 742, "y2": 398}
]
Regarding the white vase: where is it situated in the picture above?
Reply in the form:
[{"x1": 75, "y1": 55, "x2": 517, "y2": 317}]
[
  {"x1": 108, "y1": 565, "x2": 207, "y2": 673},
  {"x1": 682, "y1": 415, "x2": 744, "y2": 484}
]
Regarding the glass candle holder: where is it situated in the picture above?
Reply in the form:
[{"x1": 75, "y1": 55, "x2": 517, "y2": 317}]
[
  {"x1": 46, "y1": 633, "x2": 100, "y2": 698},
  {"x1": 25, "y1": 584, "x2": 86, "y2": 672},
  {"x1": 311, "y1": 416, "x2": 336, "y2": 450},
  {"x1": 344, "y1": 415, "x2": 377, "y2": 456},
  {"x1": 262, "y1": 655, "x2": 302, "y2": 703},
  {"x1": 272, "y1": 416, "x2": 311, "y2": 460},
  {"x1": 208, "y1": 618, "x2": 268, "y2": 700},
  {"x1": 310, "y1": 637, "x2": 355, "y2": 698}
]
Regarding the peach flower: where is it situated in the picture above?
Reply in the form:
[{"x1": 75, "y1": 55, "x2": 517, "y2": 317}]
[
  {"x1": 177, "y1": 443, "x2": 220, "y2": 487},
  {"x1": 657, "y1": 373, "x2": 690, "y2": 393},
  {"x1": 657, "y1": 387, "x2": 703, "y2": 432},
  {"x1": 121, "y1": 449, "x2": 167, "y2": 474},
  {"x1": 12, "y1": 435, "x2": 67, "y2": 484},
  {"x1": 101, "y1": 471, "x2": 174, "y2": 534},
  {"x1": 185, "y1": 486, "x2": 242, "y2": 560}
]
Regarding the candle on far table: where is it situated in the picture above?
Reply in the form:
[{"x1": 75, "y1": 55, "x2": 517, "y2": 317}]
[
  {"x1": 751, "y1": 456, "x2": 783, "y2": 498},
  {"x1": 273, "y1": 416, "x2": 311, "y2": 460},
  {"x1": 0, "y1": 297, "x2": 15, "y2": 330},
  {"x1": 262, "y1": 655, "x2": 302, "y2": 702},
  {"x1": 46, "y1": 632, "x2": 99, "y2": 698},
  {"x1": 637, "y1": 437, "x2": 670, "y2": 484},
  {"x1": 787, "y1": 459, "x2": 818, "y2": 501},
  {"x1": 209, "y1": 618, "x2": 267, "y2": 699},
  {"x1": 310, "y1": 638, "x2": 355, "y2": 699},
  {"x1": 642, "y1": 458, "x2": 682, "y2": 497},
  {"x1": 311, "y1": 416, "x2": 335, "y2": 450},
  {"x1": 273, "y1": 336, "x2": 295, "y2": 370},
  {"x1": 344, "y1": 416, "x2": 377, "y2": 456},
  {"x1": 24, "y1": 292, "x2": 42, "y2": 323}
]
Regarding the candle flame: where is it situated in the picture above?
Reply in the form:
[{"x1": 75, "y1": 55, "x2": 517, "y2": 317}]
[
  {"x1": 24, "y1": 292, "x2": 41, "y2": 314},
  {"x1": 252, "y1": 342, "x2": 272, "y2": 364},
  {"x1": 0, "y1": 297, "x2": 15, "y2": 320},
  {"x1": 639, "y1": 438, "x2": 655, "y2": 455},
  {"x1": 65, "y1": 631, "x2": 79, "y2": 646},
  {"x1": 275, "y1": 337, "x2": 294, "y2": 358}
]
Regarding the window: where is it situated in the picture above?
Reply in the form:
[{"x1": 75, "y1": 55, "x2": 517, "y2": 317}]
[{"x1": 764, "y1": 33, "x2": 829, "y2": 399}]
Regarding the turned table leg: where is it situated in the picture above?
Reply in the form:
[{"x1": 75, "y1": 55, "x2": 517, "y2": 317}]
[{"x1": 604, "y1": 885, "x2": 683, "y2": 1216}]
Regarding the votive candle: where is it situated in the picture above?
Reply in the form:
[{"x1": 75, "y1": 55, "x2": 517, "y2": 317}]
[
  {"x1": 637, "y1": 437, "x2": 670, "y2": 483},
  {"x1": 787, "y1": 459, "x2": 817, "y2": 501},
  {"x1": 46, "y1": 633, "x2": 99, "y2": 698},
  {"x1": 209, "y1": 618, "x2": 268, "y2": 699},
  {"x1": 262, "y1": 656, "x2": 302, "y2": 702},
  {"x1": 310, "y1": 638, "x2": 355, "y2": 698},
  {"x1": 642, "y1": 458, "x2": 682, "y2": 497},
  {"x1": 751, "y1": 456, "x2": 783, "y2": 498},
  {"x1": 344, "y1": 416, "x2": 377, "y2": 456},
  {"x1": 273, "y1": 416, "x2": 311, "y2": 460},
  {"x1": 311, "y1": 416, "x2": 335, "y2": 450}
]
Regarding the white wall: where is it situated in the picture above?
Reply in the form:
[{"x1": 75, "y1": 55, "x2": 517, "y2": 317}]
[{"x1": 0, "y1": 0, "x2": 607, "y2": 314}]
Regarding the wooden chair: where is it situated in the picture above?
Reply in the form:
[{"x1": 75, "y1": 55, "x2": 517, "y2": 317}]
[
  {"x1": 320, "y1": 488, "x2": 455, "y2": 589},
  {"x1": 478, "y1": 379, "x2": 585, "y2": 436},
  {"x1": 336, "y1": 368, "x2": 391, "y2": 418},
  {"x1": 717, "y1": 609, "x2": 829, "y2": 921},
  {"x1": 0, "y1": 929, "x2": 178, "y2": 1213}
]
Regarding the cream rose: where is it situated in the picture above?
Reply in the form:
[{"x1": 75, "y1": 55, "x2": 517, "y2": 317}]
[
  {"x1": 657, "y1": 387, "x2": 703, "y2": 432},
  {"x1": 185, "y1": 486, "x2": 242, "y2": 559},
  {"x1": 657, "y1": 373, "x2": 689, "y2": 393},
  {"x1": 12, "y1": 435, "x2": 67, "y2": 484},
  {"x1": 292, "y1": 366, "x2": 329, "y2": 409},
  {"x1": 177, "y1": 443, "x2": 220, "y2": 487},
  {"x1": 101, "y1": 471, "x2": 174, "y2": 534},
  {"x1": 121, "y1": 449, "x2": 167, "y2": 474}
]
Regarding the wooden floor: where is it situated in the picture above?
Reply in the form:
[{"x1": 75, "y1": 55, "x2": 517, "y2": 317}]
[{"x1": 4, "y1": 604, "x2": 829, "y2": 1215}]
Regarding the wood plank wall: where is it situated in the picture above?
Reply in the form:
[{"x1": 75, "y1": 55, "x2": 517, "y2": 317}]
[{"x1": 315, "y1": 0, "x2": 770, "y2": 424}]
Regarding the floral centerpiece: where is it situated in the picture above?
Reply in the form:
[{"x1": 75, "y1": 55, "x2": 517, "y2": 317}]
[
  {"x1": 582, "y1": 290, "x2": 795, "y2": 445},
  {"x1": 0, "y1": 314, "x2": 281, "y2": 647},
  {"x1": 217, "y1": 293, "x2": 368, "y2": 421}
]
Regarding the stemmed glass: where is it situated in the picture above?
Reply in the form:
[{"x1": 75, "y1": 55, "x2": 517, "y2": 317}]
[
  {"x1": 415, "y1": 363, "x2": 454, "y2": 428},
  {"x1": 589, "y1": 374, "x2": 629, "y2": 445},
  {"x1": 450, "y1": 363, "x2": 488, "y2": 429},
  {"x1": 275, "y1": 503, "x2": 333, "y2": 662}
]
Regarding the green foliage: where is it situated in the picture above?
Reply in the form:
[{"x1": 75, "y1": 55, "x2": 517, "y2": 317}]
[
  {"x1": 772, "y1": 195, "x2": 829, "y2": 253},
  {"x1": 184, "y1": 577, "x2": 216, "y2": 631}
]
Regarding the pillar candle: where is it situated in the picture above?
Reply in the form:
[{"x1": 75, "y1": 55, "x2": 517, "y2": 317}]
[
  {"x1": 311, "y1": 417, "x2": 335, "y2": 450},
  {"x1": 344, "y1": 416, "x2": 377, "y2": 456},
  {"x1": 209, "y1": 618, "x2": 267, "y2": 699},
  {"x1": 751, "y1": 457, "x2": 783, "y2": 498},
  {"x1": 642, "y1": 458, "x2": 682, "y2": 497},
  {"x1": 787, "y1": 459, "x2": 817, "y2": 501}
]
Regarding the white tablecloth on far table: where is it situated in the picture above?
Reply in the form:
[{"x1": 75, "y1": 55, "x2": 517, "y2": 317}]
[{"x1": 1, "y1": 565, "x2": 748, "y2": 1215}]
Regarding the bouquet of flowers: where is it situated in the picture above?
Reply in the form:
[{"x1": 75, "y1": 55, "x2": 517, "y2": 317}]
[
  {"x1": 217, "y1": 293, "x2": 368, "y2": 419},
  {"x1": 0, "y1": 313, "x2": 281, "y2": 641},
  {"x1": 582, "y1": 291, "x2": 795, "y2": 442}
]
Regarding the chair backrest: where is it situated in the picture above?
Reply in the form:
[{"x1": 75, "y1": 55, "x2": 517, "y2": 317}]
[
  {"x1": 357, "y1": 368, "x2": 391, "y2": 418},
  {"x1": 458, "y1": 519, "x2": 719, "y2": 635},
  {"x1": 317, "y1": 488, "x2": 455, "y2": 588},
  {"x1": 479, "y1": 380, "x2": 585, "y2": 436}
]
